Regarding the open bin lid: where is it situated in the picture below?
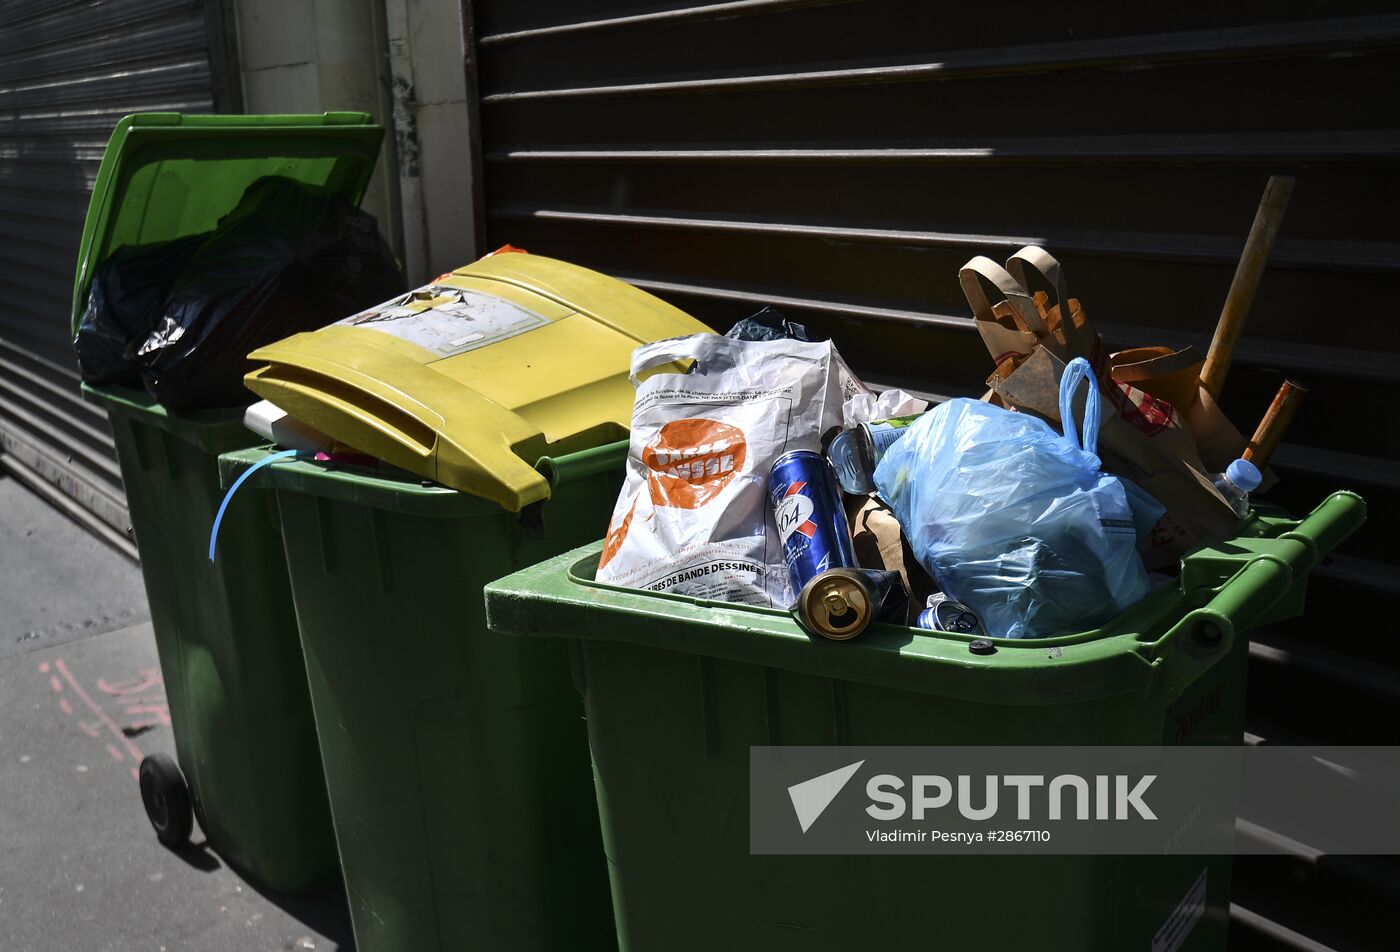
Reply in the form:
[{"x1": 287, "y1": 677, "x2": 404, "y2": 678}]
[
  {"x1": 71, "y1": 112, "x2": 384, "y2": 336},
  {"x1": 244, "y1": 253, "x2": 712, "y2": 511}
]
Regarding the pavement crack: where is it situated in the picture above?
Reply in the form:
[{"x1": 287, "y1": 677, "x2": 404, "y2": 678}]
[{"x1": 4, "y1": 612, "x2": 152, "y2": 659}]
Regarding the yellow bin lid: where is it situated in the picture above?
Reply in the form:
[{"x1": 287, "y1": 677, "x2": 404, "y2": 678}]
[{"x1": 245, "y1": 253, "x2": 710, "y2": 510}]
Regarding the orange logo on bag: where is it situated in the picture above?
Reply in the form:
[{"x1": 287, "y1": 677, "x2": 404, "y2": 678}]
[
  {"x1": 598, "y1": 496, "x2": 638, "y2": 571},
  {"x1": 642, "y1": 419, "x2": 747, "y2": 509}
]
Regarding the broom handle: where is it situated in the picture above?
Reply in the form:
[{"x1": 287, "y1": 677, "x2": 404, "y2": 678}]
[
  {"x1": 1200, "y1": 175, "x2": 1295, "y2": 399},
  {"x1": 1243, "y1": 379, "x2": 1308, "y2": 469}
]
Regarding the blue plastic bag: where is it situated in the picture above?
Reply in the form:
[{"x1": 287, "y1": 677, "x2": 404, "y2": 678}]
[{"x1": 874, "y1": 358, "x2": 1163, "y2": 639}]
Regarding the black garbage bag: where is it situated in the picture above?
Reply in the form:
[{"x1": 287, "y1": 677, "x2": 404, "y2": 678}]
[
  {"x1": 136, "y1": 175, "x2": 405, "y2": 411},
  {"x1": 724, "y1": 305, "x2": 816, "y2": 343},
  {"x1": 74, "y1": 234, "x2": 208, "y2": 387}
]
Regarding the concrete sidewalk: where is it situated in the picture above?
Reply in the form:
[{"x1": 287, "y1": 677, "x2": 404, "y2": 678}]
[{"x1": 0, "y1": 472, "x2": 353, "y2": 951}]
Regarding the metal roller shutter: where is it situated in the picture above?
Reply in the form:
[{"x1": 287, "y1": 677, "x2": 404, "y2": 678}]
[
  {"x1": 467, "y1": 3, "x2": 1399, "y2": 948},
  {"x1": 0, "y1": 0, "x2": 228, "y2": 554}
]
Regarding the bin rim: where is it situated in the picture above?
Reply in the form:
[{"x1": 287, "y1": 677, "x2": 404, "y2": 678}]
[
  {"x1": 483, "y1": 491, "x2": 1366, "y2": 706},
  {"x1": 488, "y1": 541, "x2": 1173, "y2": 705},
  {"x1": 83, "y1": 382, "x2": 254, "y2": 455},
  {"x1": 217, "y1": 439, "x2": 629, "y2": 518}
]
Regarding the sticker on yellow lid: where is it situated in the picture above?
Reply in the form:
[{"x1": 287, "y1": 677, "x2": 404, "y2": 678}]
[{"x1": 338, "y1": 283, "x2": 550, "y2": 358}]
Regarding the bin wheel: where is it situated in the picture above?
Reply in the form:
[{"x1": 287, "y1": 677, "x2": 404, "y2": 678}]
[{"x1": 138, "y1": 753, "x2": 194, "y2": 848}]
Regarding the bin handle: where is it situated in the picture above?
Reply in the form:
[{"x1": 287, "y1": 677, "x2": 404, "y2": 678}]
[
  {"x1": 1165, "y1": 490, "x2": 1366, "y2": 650},
  {"x1": 1278, "y1": 490, "x2": 1367, "y2": 570},
  {"x1": 1169, "y1": 555, "x2": 1294, "y2": 654},
  {"x1": 535, "y1": 439, "x2": 629, "y2": 489}
]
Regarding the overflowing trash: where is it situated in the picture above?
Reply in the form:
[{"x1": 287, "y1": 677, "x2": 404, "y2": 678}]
[
  {"x1": 203, "y1": 171, "x2": 1312, "y2": 642},
  {"x1": 77, "y1": 175, "x2": 404, "y2": 410},
  {"x1": 581, "y1": 179, "x2": 1311, "y2": 639}
]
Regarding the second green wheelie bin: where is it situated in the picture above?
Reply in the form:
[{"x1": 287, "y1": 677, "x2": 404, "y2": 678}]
[
  {"x1": 216, "y1": 255, "x2": 712, "y2": 950},
  {"x1": 74, "y1": 112, "x2": 386, "y2": 892},
  {"x1": 483, "y1": 492, "x2": 1365, "y2": 951}
]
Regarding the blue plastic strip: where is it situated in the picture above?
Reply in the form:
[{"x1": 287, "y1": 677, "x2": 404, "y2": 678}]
[
  {"x1": 1057, "y1": 356, "x2": 1101, "y2": 456},
  {"x1": 208, "y1": 449, "x2": 303, "y2": 561}
]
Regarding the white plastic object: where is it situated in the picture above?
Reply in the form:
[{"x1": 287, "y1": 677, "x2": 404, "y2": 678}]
[{"x1": 243, "y1": 399, "x2": 335, "y2": 453}]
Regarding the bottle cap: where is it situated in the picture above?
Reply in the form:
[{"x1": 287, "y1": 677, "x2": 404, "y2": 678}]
[{"x1": 1227, "y1": 458, "x2": 1262, "y2": 492}]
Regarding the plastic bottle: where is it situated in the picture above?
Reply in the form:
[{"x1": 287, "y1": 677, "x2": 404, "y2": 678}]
[
  {"x1": 827, "y1": 414, "x2": 924, "y2": 495},
  {"x1": 1212, "y1": 458, "x2": 1262, "y2": 518}
]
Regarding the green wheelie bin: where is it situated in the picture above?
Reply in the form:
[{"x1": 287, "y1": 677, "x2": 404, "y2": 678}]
[
  {"x1": 217, "y1": 446, "x2": 625, "y2": 950},
  {"x1": 483, "y1": 492, "x2": 1365, "y2": 951},
  {"x1": 214, "y1": 254, "x2": 712, "y2": 950},
  {"x1": 74, "y1": 112, "x2": 385, "y2": 892}
]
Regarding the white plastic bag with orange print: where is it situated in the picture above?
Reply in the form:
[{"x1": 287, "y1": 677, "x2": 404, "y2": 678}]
[{"x1": 595, "y1": 333, "x2": 868, "y2": 607}]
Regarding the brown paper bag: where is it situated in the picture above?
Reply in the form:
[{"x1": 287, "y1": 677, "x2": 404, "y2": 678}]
[
  {"x1": 847, "y1": 494, "x2": 937, "y2": 624},
  {"x1": 988, "y1": 348, "x2": 1239, "y2": 568},
  {"x1": 961, "y1": 247, "x2": 1110, "y2": 376},
  {"x1": 1109, "y1": 346, "x2": 1261, "y2": 478},
  {"x1": 960, "y1": 254, "x2": 1045, "y2": 367},
  {"x1": 1005, "y1": 246, "x2": 1110, "y2": 372},
  {"x1": 1110, "y1": 346, "x2": 1205, "y2": 411},
  {"x1": 965, "y1": 247, "x2": 1259, "y2": 480}
]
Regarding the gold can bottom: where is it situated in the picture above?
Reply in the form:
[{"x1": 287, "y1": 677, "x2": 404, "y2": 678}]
[{"x1": 794, "y1": 568, "x2": 875, "y2": 640}]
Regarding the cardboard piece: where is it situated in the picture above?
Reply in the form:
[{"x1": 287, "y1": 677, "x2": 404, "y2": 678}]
[{"x1": 847, "y1": 494, "x2": 937, "y2": 624}]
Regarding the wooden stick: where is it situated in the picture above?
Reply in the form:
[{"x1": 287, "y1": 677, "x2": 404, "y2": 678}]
[
  {"x1": 1243, "y1": 379, "x2": 1308, "y2": 469},
  {"x1": 1200, "y1": 175, "x2": 1295, "y2": 399}
]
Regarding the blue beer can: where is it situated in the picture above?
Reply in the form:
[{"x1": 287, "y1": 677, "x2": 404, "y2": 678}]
[
  {"x1": 769, "y1": 450, "x2": 856, "y2": 591},
  {"x1": 916, "y1": 594, "x2": 986, "y2": 636}
]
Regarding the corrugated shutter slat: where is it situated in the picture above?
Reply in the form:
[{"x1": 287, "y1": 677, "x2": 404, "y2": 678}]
[
  {"x1": 0, "y1": 1, "x2": 218, "y2": 540},
  {"x1": 472, "y1": 4, "x2": 1400, "y2": 948}
]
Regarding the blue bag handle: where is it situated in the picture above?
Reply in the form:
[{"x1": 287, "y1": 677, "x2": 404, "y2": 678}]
[{"x1": 1058, "y1": 357, "x2": 1101, "y2": 456}]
